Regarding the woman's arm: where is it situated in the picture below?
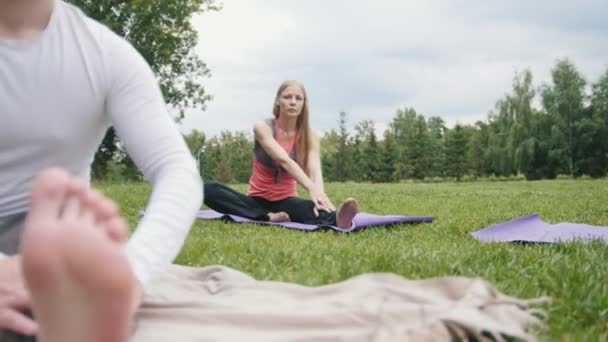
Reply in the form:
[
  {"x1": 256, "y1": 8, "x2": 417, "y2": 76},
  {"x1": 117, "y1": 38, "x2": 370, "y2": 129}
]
[
  {"x1": 253, "y1": 121, "x2": 315, "y2": 190},
  {"x1": 306, "y1": 131, "x2": 335, "y2": 212},
  {"x1": 307, "y1": 130, "x2": 325, "y2": 191},
  {"x1": 253, "y1": 122, "x2": 334, "y2": 212},
  {"x1": 104, "y1": 30, "x2": 203, "y2": 290}
]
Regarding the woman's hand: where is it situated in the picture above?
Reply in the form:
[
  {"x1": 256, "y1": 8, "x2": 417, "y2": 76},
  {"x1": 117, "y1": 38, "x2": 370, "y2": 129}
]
[
  {"x1": 0, "y1": 256, "x2": 37, "y2": 336},
  {"x1": 309, "y1": 187, "x2": 336, "y2": 216}
]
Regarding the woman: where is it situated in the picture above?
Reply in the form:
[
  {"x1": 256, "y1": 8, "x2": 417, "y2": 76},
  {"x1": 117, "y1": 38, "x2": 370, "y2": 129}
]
[
  {"x1": 0, "y1": 1, "x2": 202, "y2": 339},
  {"x1": 204, "y1": 80, "x2": 358, "y2": 229}
]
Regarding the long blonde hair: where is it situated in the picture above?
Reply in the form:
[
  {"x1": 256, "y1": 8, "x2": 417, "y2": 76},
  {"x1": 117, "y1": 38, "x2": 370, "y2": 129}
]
[{"x1": 273, "y1": 80, "x2": 311, "y2": 175}]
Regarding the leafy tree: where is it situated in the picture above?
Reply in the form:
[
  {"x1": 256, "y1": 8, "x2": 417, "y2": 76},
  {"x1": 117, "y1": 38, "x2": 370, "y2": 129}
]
[
  {"x1": 467, "y1": 121, "x2": 490, "y2": 177},
  {"x1": 336, "y1": 111, "x2": 351, "y2": 181},
  {"x1": 515, "y1": 110, "x2": 555, "y2": 180},
  {"x1": 541, "y1": 59, "x2": 586, "y2": 176},
  {"x1": 202, "y1": 131, "x2": 253, "y2": 183},
  {"x1": 183, "y1": 129, "x2": 206, "y2": 175},
  {"x1": 363, "y1": 126, "x2": 380, "y2": 182},
  {"x1": 427, "y1": 116, "x2": 446, "y2": 177},
  {"x1": 444, "y1": 125, "x2": 467, "y2": 181},
  {"x1": 352, "y1": 121, "x2": 379, "y2": 182},
  {"x1": 389, "y1": 107, "x2": 418, "y2": 179},
  {"x1": 404, "y1": 115, "x2": 431, "y2": 180},
  {"x1": 377, "y1": 129, "x2": 398, "y2": 182},
  {"x1": 585, "y1": 68, "x2": 608, "y2": 177},
  {"x1": 320, "y1": 130, "x2": 340, "y2": 182},
  {"x1": 184, "y1": 129, "x2": 207, "y2": 156},
  {"x1": 68, "y1": 0, "x2": 221, "y2": 179}
]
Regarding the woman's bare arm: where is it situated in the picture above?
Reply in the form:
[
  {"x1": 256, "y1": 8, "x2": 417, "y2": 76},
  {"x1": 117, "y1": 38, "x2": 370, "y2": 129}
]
[
  {"x1": 253, "y1": 122, "x2": 335, "y2": 213},
  {"x1": 253, "y1": 121, "x2": 316, "y2": 192}
]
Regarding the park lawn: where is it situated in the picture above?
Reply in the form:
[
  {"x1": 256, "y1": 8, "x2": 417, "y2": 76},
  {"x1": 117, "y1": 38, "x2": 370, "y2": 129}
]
[{"x1": 97, "y1": 179, "x2": 608, "y2": 341}]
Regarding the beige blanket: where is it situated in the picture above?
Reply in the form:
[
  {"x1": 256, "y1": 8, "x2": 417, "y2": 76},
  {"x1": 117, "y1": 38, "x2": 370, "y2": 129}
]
[{"x1": 132, "y1": 265, "x2": 545, "y2": 342}]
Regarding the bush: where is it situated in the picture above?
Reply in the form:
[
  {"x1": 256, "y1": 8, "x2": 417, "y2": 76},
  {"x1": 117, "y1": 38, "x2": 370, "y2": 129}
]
[
  {"x1": 461, "y1": 174, "x2": 477, "y2": 182},
  {"x1": 422, "y1": 176, "x2": 445, "y2": 183},
  {"x1": 104, "y1": 161, "x2": 127, "y2": 182},
  {"x1": 513, "y1": 173, "x2": 526, "y2": 181}
]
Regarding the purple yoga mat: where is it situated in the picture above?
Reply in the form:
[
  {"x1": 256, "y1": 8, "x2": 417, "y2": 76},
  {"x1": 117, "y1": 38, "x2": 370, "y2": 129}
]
[
  {"x1": 471, "y1": 214, "x2": 608, "y2": 244},
  {"x1": 139, "y1": 210, "x2": 434, "y2": 232}
]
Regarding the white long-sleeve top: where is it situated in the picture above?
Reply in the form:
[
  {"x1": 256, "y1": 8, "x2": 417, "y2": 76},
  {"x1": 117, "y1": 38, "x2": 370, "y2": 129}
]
[{"x1": 0, "y1": 0, "x2": 203, "y2": 287}]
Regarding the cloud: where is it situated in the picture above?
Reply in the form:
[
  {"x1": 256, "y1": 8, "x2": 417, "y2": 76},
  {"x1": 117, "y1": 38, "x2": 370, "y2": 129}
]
[{"x1": 181, "y1": 0, "x2": 608, "y2": 138}]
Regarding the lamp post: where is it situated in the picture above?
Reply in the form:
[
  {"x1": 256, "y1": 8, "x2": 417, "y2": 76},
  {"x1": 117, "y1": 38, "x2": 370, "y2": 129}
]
[{"x1": 196, "y1": 145, "x2": 206, "y2": 177}]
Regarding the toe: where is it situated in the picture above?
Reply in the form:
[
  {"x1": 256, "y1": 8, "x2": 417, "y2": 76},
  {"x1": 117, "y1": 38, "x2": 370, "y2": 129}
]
[
  {"x1": 84, "y1": 190, "x2": 119, "y2": 224},
  {"x1": 28, "y1": 168, "x2": 71, "y2": 222}
]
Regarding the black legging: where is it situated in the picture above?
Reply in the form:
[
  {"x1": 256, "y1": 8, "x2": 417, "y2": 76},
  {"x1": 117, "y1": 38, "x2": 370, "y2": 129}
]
[{"x1": 203, "y1": 181, "x2": 337, "y2": 226}]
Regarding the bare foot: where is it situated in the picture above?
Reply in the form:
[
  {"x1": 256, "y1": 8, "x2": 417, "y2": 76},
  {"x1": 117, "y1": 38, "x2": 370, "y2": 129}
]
[
  {"x1": 336, "y1": 198, "x2": 358, "y2": 230},
  {"x1": 81, "y1": 188, "x2": 130, "y2": 243},
  {"x1": 20, "y1": 168, "x2": 136, "y2": 342},
  {"x1": 268, "y1": 211, "x2": 290, "y2": 222}
]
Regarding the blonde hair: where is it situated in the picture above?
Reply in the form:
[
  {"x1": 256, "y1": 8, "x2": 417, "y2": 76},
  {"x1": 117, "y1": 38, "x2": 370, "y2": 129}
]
[{"x1": 273, "y1": 80, "x2": 311, "y2": 175}]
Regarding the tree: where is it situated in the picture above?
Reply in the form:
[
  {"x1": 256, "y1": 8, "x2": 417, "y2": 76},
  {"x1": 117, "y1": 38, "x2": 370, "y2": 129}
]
[
  {"x1": 320, "y1": 130, "x2": 340, "y2": 182},
  {"x1": 69, "y1": 0, "x2": 221, "y2": 179},
  {"x1": 184, "y1": 129, "x2": 207, "y2": 157},
  {"x1": 363, "y1": 125, "x2": 380, "y2": 182},
  {"x1": 183, "y1": 129, "x2": 206, "y2": 175},
  {"x1": 349, "y1": 136, "x2": 365, "y2": 182},
  {"x1": 467, "y1": 121, "x2": 489, "y2": 177},
  {"x1": 585, "y1": 68, "x2": 608, "y2": 177},
  {"x1": 352, "y1": 121, "x2": 377, "y2": 182},
  {"x1": 427, "y1": 116, "x2": 446, "y2": 177},
  {"x1": 336, "y1": 111, "x2": 351, "y2": 181},
  {"x1": 201, "y1": 131, "x2": 253, "y2": 183},
  {"x1": 389, "y1": 107, "x2": 418, "y2": 179},
  {"x1": 91, "y1": 129, "x2": 119, "y2": 180},
  {"x1": 444, "y1": 124, "x2": 467, "y2": 181},
  {"x1": 515, "y1": 110, "x2": 555, "y2": 180},
  {"x1": 377, "y1": 129, "x2": 398, "y2": 182},
  {"x1": 509, "y1": 69, "x2": 536, "y2": 175},
  {"x1": 404, "y1": 115, "x2": 431, "y2": 180},
  {"x1": 483, "y1": 69, "x2": 537, "y2": 177},
  {"x1": 592, "y1": 69, "x2": 608, "y2": 120},
  {"x1": 227, "y1": 131, "x2": 254, "y2": 183},
  {"x1": 203, "y1": 135, "x2": 230, "y2": 183},
  {"x1": 541, "y1": 59, "x2": 586, "y2": 177},
  {"x1": 486, "y1": 99, "x2": 516, "y2": 176}
]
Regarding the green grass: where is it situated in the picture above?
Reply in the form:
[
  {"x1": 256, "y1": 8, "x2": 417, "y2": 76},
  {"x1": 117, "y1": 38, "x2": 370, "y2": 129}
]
[{"x1": 96, "y1": 180, "x2": 608, "y2": 341}]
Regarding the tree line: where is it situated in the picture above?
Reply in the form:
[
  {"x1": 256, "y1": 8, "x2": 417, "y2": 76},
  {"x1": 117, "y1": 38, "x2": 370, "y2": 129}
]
[
  {"x1": 95, "y1": 58, "x2": 608, "y2": 183},
  {"x1": 323, "y1": 60, "x2": 608, "y2": 182},
  {"x1": 174, "y1": 58, "x2": 608, "y2": 183},
  {"x1": 78, "y1": 2, "x2": 607, "y2": 183}
]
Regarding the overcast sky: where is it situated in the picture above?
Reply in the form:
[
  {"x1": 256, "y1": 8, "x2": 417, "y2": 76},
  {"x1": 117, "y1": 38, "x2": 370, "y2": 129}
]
[{"x1": 180, "y1": 0, "x2": 608, "y2": 137}]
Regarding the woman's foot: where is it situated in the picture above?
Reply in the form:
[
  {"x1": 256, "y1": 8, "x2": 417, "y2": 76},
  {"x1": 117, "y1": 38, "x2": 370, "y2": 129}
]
[
  {"x1": 336, "y1": 198, "x2": 358, "y2": 230},
  {"x1": 20, "y1": 168, "x2": 137, "y2": 342},
  {"x1": 268, "y1": 212, "x2": 290, "y2": 222}
]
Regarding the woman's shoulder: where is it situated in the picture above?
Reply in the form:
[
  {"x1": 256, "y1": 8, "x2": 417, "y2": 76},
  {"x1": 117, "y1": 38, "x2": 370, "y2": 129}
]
[
  {"x1": 253, "y1": 119, "x2": 271, "y2": 130},
  {"x1": 253, "y1": 117, "x2": 275, "y2": 128},
  {"x1": 253, "y1": 119, "x2": 275, "y2": 139},
  {"x1": 308, "y1": 128, "x2": 320, "y2": 141}
]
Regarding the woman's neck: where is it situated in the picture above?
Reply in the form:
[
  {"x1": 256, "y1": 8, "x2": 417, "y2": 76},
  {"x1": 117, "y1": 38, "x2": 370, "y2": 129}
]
[
  {"x1": 0, "y1": 0, "x2": 53, "y2": 39},
  {"x1": 276, "y1": 116, "x2": 298, "y2": 135}
]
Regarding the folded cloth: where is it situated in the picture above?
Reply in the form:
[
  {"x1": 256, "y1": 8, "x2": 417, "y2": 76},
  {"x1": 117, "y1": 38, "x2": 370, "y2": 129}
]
[{"x1": 132, "y1": 264, "x2": 545, "y2": 342}]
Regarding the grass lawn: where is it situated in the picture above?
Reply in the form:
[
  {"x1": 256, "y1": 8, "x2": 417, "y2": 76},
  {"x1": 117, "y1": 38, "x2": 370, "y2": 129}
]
[{"x1": 97, "y1": 179, "x2": 608, "y2": 341}]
